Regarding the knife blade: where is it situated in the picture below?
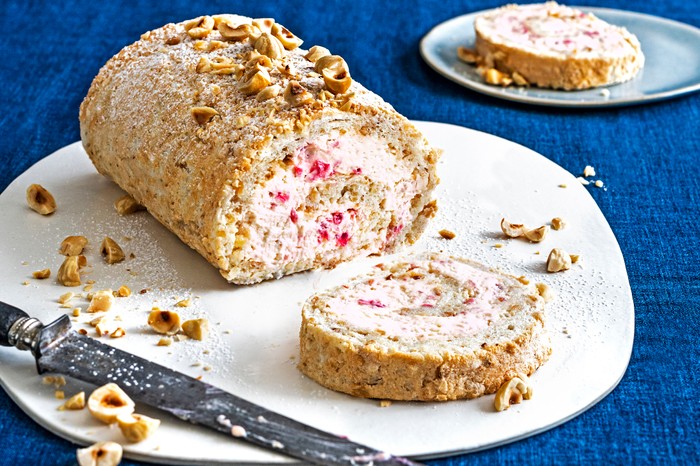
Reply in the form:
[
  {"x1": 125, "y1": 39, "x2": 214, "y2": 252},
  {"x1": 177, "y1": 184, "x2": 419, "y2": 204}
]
[{"x1": 0, "y1": 301, "x2": 423, "y2": 466}]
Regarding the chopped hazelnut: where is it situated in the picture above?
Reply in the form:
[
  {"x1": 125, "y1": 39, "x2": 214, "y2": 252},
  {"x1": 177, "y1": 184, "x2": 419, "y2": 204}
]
[
  {"x1": 59, "y1": 391, "x2": 86, "y2": 411},
  {"x1": 32, "y1": 269, "x2": 51, "y2": 279},
  {"x1": 524, "y1": 225, "x2": 549, "y2": 243},
  {"x1": 181, "y1": 318, "x2": 210, "y2": 341},
  {"x1": 117, "y1": 413, "x2": 161, "y2": 443},
  {"x1": 59, "y1": 236, "x2": 88, "y2": 256},
  {"x1": 26, "y1": 184, "x2": 56, "y2": 215},
  {"x1": 191, "y1": 106, "x2": 219, "y2": 125},
  {"x1": 101, "y1": 237, "x2": 125, "y2": 264},
  {"x1": 535, "y1": 283, "x2": 554, "y2": 302},
  {"x1": 57, "y1": 256, "x2": 83, "y2": 287},
  {"x1": 148, "y1": 309, "x2": 181, "y2": 335},
  {"x1": 87, "y1": 290, "x2": 114, "y2": 313},
  {"x1": 500, "y1": 218, "x2": 525, "y2": 238},
  {"x1": 551, "y1": 217, "x2": 565, "y2": 230},
  {"x1": 76, "y1": 442, "x2": 123, "y2": 466},
  {"x1": 114, "y1": 194, "x2": 145, "y2": 215},
  {"x1": 546, "y1": 248, "x2": 572, "y2": 272}
]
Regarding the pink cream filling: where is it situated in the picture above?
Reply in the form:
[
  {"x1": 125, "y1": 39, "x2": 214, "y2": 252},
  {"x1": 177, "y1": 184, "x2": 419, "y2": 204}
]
[
  {"x1": 323, "y1": 259, "x2": 508, "y2": 339},
  {"x1": 479, "y1": 3, "x2": 636, "y2": 57},
  {"x1": 238, "y1": 135, "x2": 423, "y2": 268}
]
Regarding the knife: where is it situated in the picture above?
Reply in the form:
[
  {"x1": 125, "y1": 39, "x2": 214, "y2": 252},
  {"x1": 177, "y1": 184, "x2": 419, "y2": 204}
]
[{"x1": 0, "y1": 301, "x2": 423, "y2": 466}]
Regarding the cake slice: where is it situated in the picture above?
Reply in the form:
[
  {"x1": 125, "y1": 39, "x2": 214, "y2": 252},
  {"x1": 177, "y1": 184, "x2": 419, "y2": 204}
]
[
  {"x1": 299, "y1": 253, "x2": 552, "y2": 401},
  {"x1": 472, "y1": 2, "x2": 644, "y2": 90}
]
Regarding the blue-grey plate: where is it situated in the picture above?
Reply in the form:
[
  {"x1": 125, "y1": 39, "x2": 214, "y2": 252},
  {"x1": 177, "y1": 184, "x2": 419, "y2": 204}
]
[{"x1": 420, "y1": 7, "x2": 700, "y2": 107}]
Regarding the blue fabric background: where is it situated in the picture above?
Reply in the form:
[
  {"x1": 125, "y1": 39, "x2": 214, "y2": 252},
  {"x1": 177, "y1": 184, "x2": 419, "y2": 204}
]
[{"x1": 1, "y1": 0, "x2": 698, "y2": 464}]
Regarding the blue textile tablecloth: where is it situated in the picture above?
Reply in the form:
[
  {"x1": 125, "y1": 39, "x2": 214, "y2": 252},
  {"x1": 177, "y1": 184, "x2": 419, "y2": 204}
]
[{"x1": 1, "y1": 0, "x2": 698, "y2": 464}]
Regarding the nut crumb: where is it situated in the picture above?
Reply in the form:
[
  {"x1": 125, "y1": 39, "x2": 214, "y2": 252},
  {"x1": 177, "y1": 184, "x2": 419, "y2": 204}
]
[
  {"x1": 32, "y1": 269, "x2": 51, "y2": 279},
  {"x1": 72, "y1": 308, "x2": 81, "y2": 317},
  {"x1": 516, "y1": 276, "x2": 530, "y2": 285},
  {"x1": 175, "y1": 298, "x2": 191, "y2": 307},
  {"x1": 551, "y1": 217, "x2": 565, "y2": 230},
  {"x1": 78, "y1": 329, "x2": 88, "y2": 335},
  {"x1": 558, "y1": 184, "x2": 567, "y2": 188},
  {"x1": 493, "y1": 243, "x2": 504, "y2": 249},
  {"x1": 157, "y1": 337, "x2": 172, "y2": 347},
  {"x1": 55, "y1": 390, "x2": 65, "y2": 399},
  {"x1": 42, "y1": 375, "x2": 66, "y2": 388},
  {"x1": 110, "y1": 328, "x2": 126, "y2": 338},
  {"x1": 438, "y1": 229, "x2": 456, "y2": 240},
  {"x1": 59, "y1": 391, "x2": 85, "y2": 411},
  {"x1": 117, "y1": 285, "x2": 131, "y2": 297},
  {"x1": 570, "y1": 254, "x2": 581, "y2": 264},
  {"x1": 583, "y1": 165, "x2": 596, "y2": 178}
]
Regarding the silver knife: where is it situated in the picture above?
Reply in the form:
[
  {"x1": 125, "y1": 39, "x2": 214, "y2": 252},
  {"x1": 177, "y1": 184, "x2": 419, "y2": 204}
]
[{"x1": 0, "y1": 301, "x2": 423, "y2": 466}]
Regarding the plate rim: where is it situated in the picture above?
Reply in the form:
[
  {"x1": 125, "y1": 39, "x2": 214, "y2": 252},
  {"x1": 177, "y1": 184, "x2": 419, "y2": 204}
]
[{"x1": 419, "y1": 6, "x2": 700, "y2": 108}]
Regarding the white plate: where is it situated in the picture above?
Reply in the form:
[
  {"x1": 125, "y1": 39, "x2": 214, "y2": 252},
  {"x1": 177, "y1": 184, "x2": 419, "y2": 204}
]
[
  {"x1": 420, "y1": 7, "x2": 700, "y2": 107},
  {"x1": 0, "y1": 122, "x2": 633, "y2": 463}
]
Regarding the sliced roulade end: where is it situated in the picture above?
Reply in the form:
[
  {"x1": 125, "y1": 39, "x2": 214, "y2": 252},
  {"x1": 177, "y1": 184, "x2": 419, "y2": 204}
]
[
  {"x1": 299, "y1": 253, "x2": 552, "y2": 401},
  {"x1": 80, "y1": 15, "x2": 439, "y2": 284},
  {"x1": 474, "y1": 2, "x2": 644, "y2": 90}
]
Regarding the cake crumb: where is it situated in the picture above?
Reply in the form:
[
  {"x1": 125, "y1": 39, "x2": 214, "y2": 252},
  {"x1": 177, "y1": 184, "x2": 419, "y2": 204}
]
[
  {"x1": 558, "y1": 184, "x2": 567, "y2": 188},
  {"x1": 594, "y1": 180, "x2": 604, "y2": 188},
  {"x1": 577, "y1": 177, "x2": 590, "y2": 186},
  {"x1": 493, "y1": 243, "x2": 503, "y2": 249},
  {"x1": 438, "y1": 229, "x2": 456, "y2": 240},
  {"x1": 379, "y1": 400, "x2": 392, "y2": 408},
  {"x1": 583, "y1": 165, "x2": 596, "y2": 177}
]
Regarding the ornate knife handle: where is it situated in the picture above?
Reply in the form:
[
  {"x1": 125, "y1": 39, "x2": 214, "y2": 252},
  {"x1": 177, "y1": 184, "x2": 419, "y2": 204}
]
[{"x1": 0, "y1": 301, "x2": 42, "y2": 354}]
